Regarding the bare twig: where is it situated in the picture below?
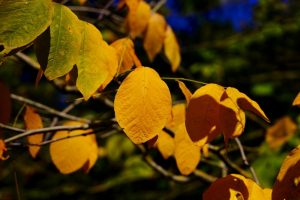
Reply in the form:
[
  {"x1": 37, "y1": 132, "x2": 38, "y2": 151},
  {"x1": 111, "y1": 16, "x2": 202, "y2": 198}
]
[
  {"x1": 193, "y1": 170, "x2": 217, "y2": 182},
  {"x1": 0, "y1": 123, "x2": 24, "y2": 133},
  {"x1": 97, "y1": 0, "x2": 114, "y2": 21},
  {"x1": 16, "y1": 52, "x2": 40, "y2": 70},
  {"x1": 234, "y1": 138, "x2": 259, "y2": 184},
  {"x1": 152, "y1": 0, "x2": 167, "y2": 12}
]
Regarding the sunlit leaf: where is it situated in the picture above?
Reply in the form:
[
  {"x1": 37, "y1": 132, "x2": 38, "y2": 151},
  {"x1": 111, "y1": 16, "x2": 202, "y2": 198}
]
[
  {"x1": 166, "y1": 103, "x2": 186, "y2": 131},
  {"x1": 174, "y1": 124, "x2": 201, "y2": 175},
  {"x1": 272, "y1": 146, "x2": 300, "y2": 200},
  {"x1": 143, "y1": 13, "x2": 167, "y2": 61},
  {"x1": 0, "y1": 0, "x2": 53, "y2": 55},
  {"x1": 114, "y1": 67, "x2": 172, "y2": 144},
  {"x1": 164, "y1": 26, "x2": 181, "y2": 72},
  {"x1": 82, "y1": 134, "x2": 98, "y2": 173},
  {"x1": 76, "y1": 21, "x2": 118, "y2": 100},
  {"x1": 24, "y1": 106, "x2": 43, "y2": 158},
  {"x1": 263, "y1": 188, "x2": 272, "y2": 200},
  {"x1": 111, "y1": 38, "x2": 141, "y2": 74},
  {"x1": 126, "y1": 1, "x2": 151, "y2": 38},
  {"x1": 157, "y1": 131, "x2": 175, "y2": 159},
  {"x1": 50, "y1": 121, "x2": 98, "y2": 174},
  {"x1": 177, "y1": 81, "x2": 192, "y2": 103},
  {"x1": 45, "y1": 3, "x2": 82, "y2": 80},
  {"x1": 203, "y1": 174, "x2": 267, "y2": 200},
  {"x1": 292, "y1": 92, "x2": 300, "y2": 107},
  {"x1": 266, "y1": 116, "x2": 297, "y2": 150}
]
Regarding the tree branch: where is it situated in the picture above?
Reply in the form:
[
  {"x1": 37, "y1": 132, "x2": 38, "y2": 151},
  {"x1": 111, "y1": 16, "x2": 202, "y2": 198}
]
[{"x1": 0, "y1": 123, "x2": 24, "y2": 133}]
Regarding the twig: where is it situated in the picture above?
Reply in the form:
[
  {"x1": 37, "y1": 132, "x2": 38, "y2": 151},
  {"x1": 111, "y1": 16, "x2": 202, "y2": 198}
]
[
  {"x1": 0, "y1": 123, "x2": 24, "y2": 133},
  {"x1": 97, "y1": 0, "x2": 114, "y2": 21},
  {"x1": 161, "y1": 77, "x2": 207, "y2": 85},
  {"x1": 11, "y1": 93, "x2": 90, "y2": 123},
  {"x1": 193, "y1": 170, "x2": 217, "y2": 183},
  {"x1": 234, "y1": 138, "x2": 259, "y2": 184},
  {"x1": 152, "y1": 0, "x2": 167, "y2": 12},
  {"x1": 15, "y1": 52, "x2": 40, "y2": 70}
]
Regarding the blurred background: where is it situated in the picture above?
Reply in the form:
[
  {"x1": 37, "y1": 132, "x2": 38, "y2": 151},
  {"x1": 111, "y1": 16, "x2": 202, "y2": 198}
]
[{"x1": 1, "y1": 0, "x2": 300, "y2": 199}]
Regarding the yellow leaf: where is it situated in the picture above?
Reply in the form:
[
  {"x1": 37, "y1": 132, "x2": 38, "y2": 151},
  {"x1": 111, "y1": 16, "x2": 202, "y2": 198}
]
[
  {"x1": 177, "y1": 81, "x2": 192, "y2": 103},
  {"x1": 203, "y1": 174, "x2": 267, "y2": 200},
  {"x1": 272, "y1": 146, "x2": 300, "y2": 200},
  {"x1": 77, "y1": 21, "x2": 118, "y2": 100},
  {"x1": 82, "y1": 134, "x2": 98, "y2": 173},
  {"x1": 263, "y1": 188, "x2": 272, "y2": 200},
  {"x1": 0, "y1": 139, "x2": 8, "y2": 160},
  {"x1": 166, "y1": 103, "x2": 186, "y2": 131},
  {"x1": 126, "y1": 1, "x2": 151, "y2": 38},
  {"x1": 50, "y1": 121, "x2": 98, "y2": 174},
  {"x1": 111, "y1": 38, "x2": 141, "y2": 74},
  {"x1": 185, "y1": 83, "x2": 225, "y2": 146},
  {"x1": 266, "y1": 116, "x2": 297, "y2": 150},
  {"x1": 157, "y1": 131, "x2": 175, "y2": 159},
  {"x1": 202, "y1": 144, "x2": 209, "y2": 158},
  {"x1": 225, "y1": 87, "x2": 269, "y2": 122},
  {"x1": 164, "y1": 26, "x2": 181, "y2": 72},
  {"x1": 114, "y1": 67, "x2": 172, "y2": 144},
  {"x1": 143, "y1": 13, "x2": 167, "y2": 61},
  {"x1": 24, "y1": 106, "x2": 43, "y2": 158},
  {"x1": 174, "y1": 124, "x2": 201, "y2": 175},
  {"x1": 292, "y1": 92, "x2": 300, "y2": 107}
]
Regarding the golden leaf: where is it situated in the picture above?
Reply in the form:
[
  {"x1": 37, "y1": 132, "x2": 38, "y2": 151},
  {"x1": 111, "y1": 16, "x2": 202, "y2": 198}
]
[
  {"x1": 177, "y1": 81, "x2": 192, "y2": 104},
  {"x1": 203, "y1": 174, "x2": 267, "y2": 200},
  {"x1": 143, "y1": 13, "x2": 167, "y2": 61},
  {"x1": 266, "y1": 116, "x2": 297, "y2": 150},
  {"x1": 126, "y1": 1, "x2": 151, "y2": 38},
  {"x1": 164, "y1": 26, "x2": 181, "y2": 72},
  {"x1": 157, "y1": 131, "x2": 175, "y2": 159},
  {"x1": 0, "y1": 140, "x2": 8, "y2": 160},
  {"x1": 111, "y1": 38, "x2": 141, "y2": 74},
  {"x1": 174, "y1": 123, "x2": 201, "y2": 175},
  {"x1": 24, "y1": 106, "x2": 43, "y2": 158},
  {"x1": 292, "y1": 92, "x2": 300, "y2": 107},
  {"x1": 166, "y1": 103, "x2": 186, "y2": 131},
  {"x1": 50, "y1": 121, "x2": 98, "y2": 174},
  {"x1": 114, "y1": 67, "x2": 172, "y2": 144},
  {"x1": 272, "y1": 146, "x2": 300, "y2": 200}
]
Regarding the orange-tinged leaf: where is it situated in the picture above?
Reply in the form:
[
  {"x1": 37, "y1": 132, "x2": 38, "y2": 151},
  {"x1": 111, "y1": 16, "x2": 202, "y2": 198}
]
[
  {"x1": 186, "y1": 83, "x2": 225, "y2": 146},
  {"x1": 50, "y1": 121, "x2": 98, "y2": 174},
  {"x1": 272, "y1": 146, "x2": 300, "y2": 200},
  {"x1": 24, "y1": 106, "x2": 43, "y2": 158},
  {"x1": 202, "y1": 144, "x2": 209, "y2": 158},
  {"x1": 177, "y1": 81, "x2": 192, "y2": 103},
  {"x1": 157, "y1": 131, "x2": 175, "y2": 159},
  {"x1": 126, "y1": 1, "x2": 151, "y2": 38},
  {"x1": 292, "y1": 92, "x2": 300, "y2": 107},
  {"x1": 225, "y1": 87, "x2": 269, "y2": 122},
  {"x1": 111, "y1": 38, "x2": 141, "y2": 74},
  {"x1": 164, "y1": 26, "x2": 181, "y2": 72},
  {"x1": 266, "y1": 116, "x2": 297, "y2": 150},
  {"x1": 114, "y1": 67, "x2": 172, "y2": 144},
  {"x1": 82, "y1": 134, "x2": 98, "y2": 173},
  {"x1": 143, "y1": 13, "x2": 167, "y2": 61},
  {"x1": 166, "y1": 103, "x2": 186, "y2": 131},
  {"x1": 174, "y1": 124, "x2": 201, "y2": 175},
  {"x1": 77, "y1": 21, "x2": 118, "y2": 100},
  {"x1": 203, "y1": 174, "x2": 267, "y2": 200},
  {"x1": 0, "y1": 140, "x2": 8, "y2": 160},
  {"x1": 0, "y1": 81, "x2": 11, "y2": 137}
]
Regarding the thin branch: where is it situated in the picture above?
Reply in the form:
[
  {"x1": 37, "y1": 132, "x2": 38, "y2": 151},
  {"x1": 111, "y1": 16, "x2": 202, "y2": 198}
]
[
  {"x1": 97, "y1": 0, "x2": 114, "y2": 20},
  {"x1": 193, "y1": 170, "x2": 217, "y2": 183},
  {"x1": 0, "y1": 123, "x2": 24, "y2": 133},
  {"x1": 161, "y1": 77, "x2": 207, "y2": 85},
  {"x1": 234, "y1": 138, "x2": 259, "y2": 184},
  {"x1": 68, "y1": 6, "x2": 111, "y2": 15},
  {"x1": 11, "y1": 93, "x2": 90, "y2": 123},
  {"x1": 16, "y1": 52, "x2": 40, "y2": 70},
  {"x1": 152, "y1": 0, "x2": 167, "y2": 12}
]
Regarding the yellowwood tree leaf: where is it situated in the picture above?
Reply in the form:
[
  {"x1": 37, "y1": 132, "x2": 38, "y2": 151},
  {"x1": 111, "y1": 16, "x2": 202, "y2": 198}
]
[
  {"x1": 111, "y1": 38, "x2": 141, "y2": 74},
  {"x1": 114, "y1": 67, "x2": 172, "y2": 144},
  {"x1": 164, "y1": 26, "x2": 181, "y2": 72},
  {"x1": 50, "y1": 121, "x2": 98, "y2": 174},
  {"x1": 24, "y1": 106, "x2": 43, "y2": 158},
  {"x1": 225, "y1": 87, "x2": 270, "y2": 122},
  {"x1": 157, "y1": 131, "x2": 175, "y2": 159},
  {"x1": 143, "y1": 13, "x2": 167, "y2": 61},
  {"x1": 186, "y1": 84, "x2": 225, "y2": 146},
  {"x1": 292, "y1": 92, "x2": 300, "y2": 107},
  {"x1": 45, "y1": 3, "x2": 82, "y2": 80},
  {"x1": 174, "y1": 123, "x2": 201, "y2": 175},
  {"x1": 82, "y1": 134, "x2": 98, "y2": 173},
  {"x1": 0, "y1": 0, "x2": 54, "y2": 55},
  {"x1": 166, "y1": 103, "x2": 186, "y2": 131},
  {"x1": 203, "y1": 174, "x2": 267, "y2": 200},
  {"x1": 177, "y1": 81, "x2": 192, "y2": 103},
  {"x1": 272, "y1": 146, "x2": 300, "y2": 200},
  {"x1": 126, "y1": 1, "x2": 151, "y2": 38},
  {"x1": 263, "y1": 188, "x2": 272, "y2": 200},
  {"x1": 266, "y1": 116, "x2": 297, "y2": 150},
  {"x1": 76, "y1": 21, "x2": 118, "y2": 100},
  {"x1": 0, "y1": 140, "x2": 8, "y2": 160}
]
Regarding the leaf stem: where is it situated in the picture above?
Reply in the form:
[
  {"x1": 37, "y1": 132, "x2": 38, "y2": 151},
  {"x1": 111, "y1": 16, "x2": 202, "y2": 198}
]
[{"x1": 161, "y1": 77, "x2": 207, "y2": 85}]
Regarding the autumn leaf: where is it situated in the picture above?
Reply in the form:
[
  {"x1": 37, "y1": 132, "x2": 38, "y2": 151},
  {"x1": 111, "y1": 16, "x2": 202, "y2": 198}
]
[
  {"x1": 111, "y1": 38, "x2": 141, "y2": 74},
  {"x1": 126, "y1": 1, "x2": 151, "y2": 38},
  {"x1": 143, "y1": 13, "x2": 167, "y2": 61},
  {"x1": 157, "y1": 131, "x2": 175, "y2": 159},
  {"x1": 292, "y1": 92, "x2": 300, "y2": 107},
  {"x1": 164, "y1": 26, "x2": 181, "y2": 72},
  {"x1": 174, "y1": 123, "x2": 201, "y2": 175},
  {"x1": 0, "y1": 0, "x2": 54, "y2": 56},
  {"x1": 0, "y1": 81, "x2": 11, "y2": 137},
  {"x1": 272, "y1": 146, "x2": 300, "y2": 200},
  {"x1": 0, "y1": 140, "x2": 8, "y2": 160},
  {"x1": 166, "y1": 103, "x2": 186, "y2": 131},
  {"x1": 114, "y1": 67, "x2": 172, "y2": 144},
  {"x1": 24, "y1": 106, "x2": 44, "y2": 158},
  {"x1": 50, "y1": 121, "x2": 98, "y2": 174},
  {"x1": 203, "y1": 174, "x2": 267, "y2": 200},
  {"x1": 266, "y1": 116, "x2": 297, "y2": 150},
  {"x1": 177, "y1": 81, "x2": 192, "y2": 103}
]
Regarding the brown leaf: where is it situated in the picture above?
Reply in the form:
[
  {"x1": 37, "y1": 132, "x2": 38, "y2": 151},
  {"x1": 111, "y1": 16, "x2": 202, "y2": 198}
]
[
  {"x1": 266, "y1": 116, "x2": 297, "y2": 150},
  {"x1": 0, "y1": 81, "x2": 11, "y2": 138}
]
